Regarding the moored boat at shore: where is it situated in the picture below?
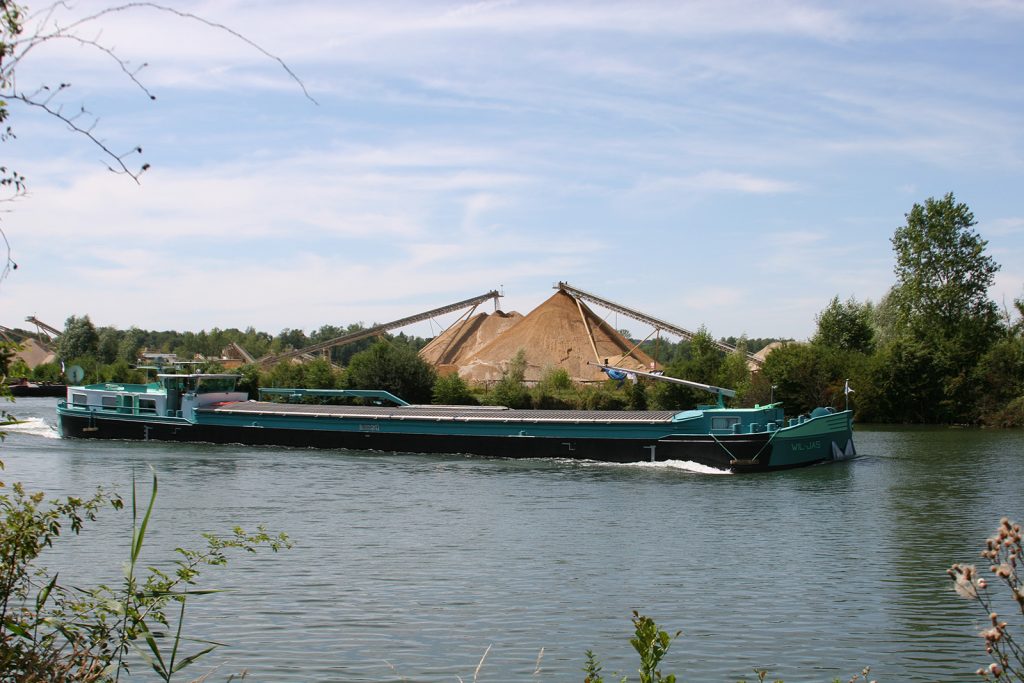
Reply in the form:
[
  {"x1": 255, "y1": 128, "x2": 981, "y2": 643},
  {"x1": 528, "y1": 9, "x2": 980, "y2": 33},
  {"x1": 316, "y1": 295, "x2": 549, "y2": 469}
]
[
  {"x1": 55, "y1": 369, "x2": 855, "y2": 473},
  {"x1": 8, "y1": 378, "x2": 67, "y2": 398}
]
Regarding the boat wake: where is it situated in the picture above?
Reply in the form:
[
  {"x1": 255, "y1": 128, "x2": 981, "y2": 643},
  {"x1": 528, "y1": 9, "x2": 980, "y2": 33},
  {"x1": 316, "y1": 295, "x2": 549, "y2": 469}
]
[
  {"x1": 598, "y1": 459, "x2": 733, "y2": 475},
  {"x1": 3, "y1": 417, "x2": 60, "y2": 439}
]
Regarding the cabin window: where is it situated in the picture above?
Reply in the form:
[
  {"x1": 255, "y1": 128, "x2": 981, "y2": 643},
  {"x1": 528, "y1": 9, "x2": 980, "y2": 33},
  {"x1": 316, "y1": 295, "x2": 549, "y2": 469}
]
[
  {"x1": 139, "y1": 398, "x2": 157, "y2": 414},
  {"x1": 711, "y1": 416, "x2": 741, "y2": 431},
  {"x1": 196, "y1": 377, "x2": 237, "y2": 394},
  {"x1": 101, "y1": 395, "x2": 118, "y2": 411},
  {"x1": 72, "y1": 393, "x2": 88, "y2": 406}
]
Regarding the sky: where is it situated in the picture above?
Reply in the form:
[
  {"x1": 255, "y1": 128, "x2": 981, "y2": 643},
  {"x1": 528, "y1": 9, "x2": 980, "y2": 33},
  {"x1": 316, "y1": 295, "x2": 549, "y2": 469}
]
[{"x1": 2, "y1": 0, "x2": 1023, "y2": 345}]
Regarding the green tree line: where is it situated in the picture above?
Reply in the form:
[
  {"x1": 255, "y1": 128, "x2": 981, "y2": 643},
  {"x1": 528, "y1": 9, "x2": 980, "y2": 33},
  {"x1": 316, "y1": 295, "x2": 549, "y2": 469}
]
[
  {"x1": 5, "y1": 193, "x2": 1021, "y2": 425},
  {"x1": 767, "y1": 193, "x2": 1023, "y2": 426},
  {"x1": 603, "y1": 192, "x2": 1021, "y2": 426}
]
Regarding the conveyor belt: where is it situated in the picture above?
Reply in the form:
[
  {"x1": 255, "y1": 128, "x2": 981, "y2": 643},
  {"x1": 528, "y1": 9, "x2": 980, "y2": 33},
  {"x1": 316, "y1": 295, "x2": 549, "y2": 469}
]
[{"x1": 206, "y1": 401, "x2": 682, "y2": 424}]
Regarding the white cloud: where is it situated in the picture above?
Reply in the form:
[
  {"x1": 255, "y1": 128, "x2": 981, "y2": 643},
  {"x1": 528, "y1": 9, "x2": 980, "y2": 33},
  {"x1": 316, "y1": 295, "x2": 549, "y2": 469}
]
[
  {"x1": 3, "y1": 0, "x2": 1023, "y2": 343},
  {"x1": 985, "y1": 217, "x2": 1024, "y2": 237},
  {"x1": 635, "y1": 171, "x2": 801, "y2": 196},
  {"x1": 678, "y1": 285, "x2": 745, "y2": 311}
]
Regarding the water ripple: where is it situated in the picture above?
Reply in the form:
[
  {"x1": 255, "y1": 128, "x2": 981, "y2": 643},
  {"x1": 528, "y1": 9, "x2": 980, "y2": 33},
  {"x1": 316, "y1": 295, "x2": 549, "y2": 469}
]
[{"x1": 2, "y1": 400, "x2": 1022, "y2": 681}]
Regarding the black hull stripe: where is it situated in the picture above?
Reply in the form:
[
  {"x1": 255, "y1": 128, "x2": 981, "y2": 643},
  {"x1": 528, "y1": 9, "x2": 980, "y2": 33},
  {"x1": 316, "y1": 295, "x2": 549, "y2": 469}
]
[{"x1": 58, "y1": 412, "x2": 799, "y2": 471}]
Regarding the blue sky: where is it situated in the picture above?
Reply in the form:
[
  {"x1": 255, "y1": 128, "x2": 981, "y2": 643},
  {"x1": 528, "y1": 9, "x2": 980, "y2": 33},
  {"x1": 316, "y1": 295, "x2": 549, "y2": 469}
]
[{"x1": 2, "y1": 0, "x2": 1022, "y2": 343}]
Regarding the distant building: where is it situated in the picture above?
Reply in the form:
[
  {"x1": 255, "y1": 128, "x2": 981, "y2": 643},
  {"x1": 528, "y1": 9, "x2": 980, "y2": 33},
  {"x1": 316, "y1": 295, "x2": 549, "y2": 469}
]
[{"x1": 140, "y1": 352, "x2": 181, "y2": 367}]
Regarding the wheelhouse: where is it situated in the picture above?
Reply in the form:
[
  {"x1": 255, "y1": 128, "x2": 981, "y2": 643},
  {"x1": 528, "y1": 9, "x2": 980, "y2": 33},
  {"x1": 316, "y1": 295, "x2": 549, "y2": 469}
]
[{"x1": 64, "y1": 373, "x2": 247, "y2": 419}]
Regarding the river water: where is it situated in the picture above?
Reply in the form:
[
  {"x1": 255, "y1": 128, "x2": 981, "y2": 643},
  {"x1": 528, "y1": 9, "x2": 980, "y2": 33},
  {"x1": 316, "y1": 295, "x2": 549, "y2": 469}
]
[{"x1": 2, "y1": 397, "x2": 1021, "y2": 682}]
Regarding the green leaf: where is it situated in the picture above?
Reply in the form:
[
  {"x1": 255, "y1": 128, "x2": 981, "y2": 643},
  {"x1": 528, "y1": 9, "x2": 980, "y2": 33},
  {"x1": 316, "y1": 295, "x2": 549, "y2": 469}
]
[
  {"x1": 139, "y1": 626, "x2": 169, "y2": 678},
  {"x1": 171, "y1": 644, "x2": 219, "y2": 674},
  {"x1": 132, "y1": 468, "x2": 159, "y2": 564},
  {"x1": 3, "y1": 619, "x2": 31, "y2": 638},
  {"x1": 35, "y1": 573, "x2": 58, "y2": 611}
]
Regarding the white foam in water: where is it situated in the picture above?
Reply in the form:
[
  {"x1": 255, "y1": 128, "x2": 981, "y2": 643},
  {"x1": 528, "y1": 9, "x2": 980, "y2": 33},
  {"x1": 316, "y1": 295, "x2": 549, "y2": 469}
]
[
  {"x1": 632, "y1": 459, "x2": 733, "y2": 475},
  {"x1": 586, "y1": 459, "x2": 733, "y2": 475},
  {"x1": 3, "y1": 417, "x2": 60, "y2": 439}
]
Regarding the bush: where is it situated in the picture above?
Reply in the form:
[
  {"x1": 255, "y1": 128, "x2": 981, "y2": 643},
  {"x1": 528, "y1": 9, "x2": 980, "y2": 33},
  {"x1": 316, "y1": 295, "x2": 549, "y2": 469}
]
[
  {"x1": 531, "y1": 366, "x2": 577, "y2": 409},
  {"x1": 531, "y1": 387, "x2": 576, "y2": 409},
  {"x1": 234, "y1": 362, "x2": 263, "y2": 399},
  {"x1": 577, "y1": 385, "x2": 628, "y2": 411},
  {"x1": 433, "y1": 372, "x2": 478, "y2": 405},
  {"x1": 485, "y1": 349, "x2": 531, "y2": 409},
  {"x1": 984, "y1": 396, "x2": 1024, "y2": 428},
  {"x1": 645, "y1": 380, "x2": 699, "y2": 411},
  {"x1": 626, "y1": 380, "x2": 648, "y2": 410},
  {"x1": 488, "y1": 377, "x2": 531, "y2": 409},
  {"x1": 537, "y1": 366, "x2": 572, "y2": 392},
  {"x1": 0, "y1": 469, "x2": 289, "y2": 682},
  {"x1": 265, "y1": 359, "x2": 308, "y2": 388},
  {"x1": 97, "y1": 360, "x2": 146, "y2": 384},
  {"x1": 345, "y1": 339, "x2": 437, "y2": 404},
  {"x1": 584, "y1": 611, "x2": 680, "y2": 683}
]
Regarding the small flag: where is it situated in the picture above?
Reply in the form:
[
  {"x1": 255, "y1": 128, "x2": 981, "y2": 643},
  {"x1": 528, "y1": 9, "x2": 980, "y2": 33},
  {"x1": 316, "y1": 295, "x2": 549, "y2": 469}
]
[{"x1": 844, "y1": 379, "x2": 855, "y2": 395}]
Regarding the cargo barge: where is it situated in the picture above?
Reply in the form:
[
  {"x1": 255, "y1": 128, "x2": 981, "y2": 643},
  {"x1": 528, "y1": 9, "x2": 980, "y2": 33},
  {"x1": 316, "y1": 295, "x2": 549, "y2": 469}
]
[{"x1": 56, "y1": 371, "x2": 855, "y2": 473}]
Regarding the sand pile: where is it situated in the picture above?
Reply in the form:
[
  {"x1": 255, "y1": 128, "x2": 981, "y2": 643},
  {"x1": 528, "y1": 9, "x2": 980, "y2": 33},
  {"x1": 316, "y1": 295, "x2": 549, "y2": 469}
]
[
  {"x1": 419, "y1": 310, "x2": 523, "y2": 374},
  {"x1": 453, "y1": 290, "x2": 656, "y2": 384},
  {"x1": 13, "y1": 338, "x2": 57, "y2": 369},
  {"x1": 748, "y1": 341, "x2": 783, "y2": 369}
]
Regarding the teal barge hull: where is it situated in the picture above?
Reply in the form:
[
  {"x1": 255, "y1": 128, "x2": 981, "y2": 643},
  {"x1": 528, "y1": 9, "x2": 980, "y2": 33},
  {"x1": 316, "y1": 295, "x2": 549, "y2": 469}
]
[{"x1": 56, "y1": 377, "x2": 855, "y2": 472}]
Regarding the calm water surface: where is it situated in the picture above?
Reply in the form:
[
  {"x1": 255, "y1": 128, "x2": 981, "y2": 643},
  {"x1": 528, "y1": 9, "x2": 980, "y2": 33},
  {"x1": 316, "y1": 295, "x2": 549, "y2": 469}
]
[{"x1": 3, "y1": 397, "x2": 1022, "y2": 682}]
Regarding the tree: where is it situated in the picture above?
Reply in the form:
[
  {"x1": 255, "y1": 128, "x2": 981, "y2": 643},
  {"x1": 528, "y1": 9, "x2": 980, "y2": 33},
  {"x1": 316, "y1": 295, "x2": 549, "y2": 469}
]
[
  {"x1": 96, "y1": 326, "x2": 121, "y2": 364},
  {"x1": 716, "y1": 348, "x2": 752, "y2": 403},
  {"x1": 856, "y1": 338, "x2": 941, "y2": 422},
  {"x1": 265, "y1": 358, "x2": 307, "y2": 388},
  {"x1": 0, "y1": 341, "x2": 14, "y2": 375},
  {"x1": 0, "y1": 2, "x2": 25, "y2": 198},
  {"x1": 344, "y1": 338, "x2": 437, "y2": 404},
  {"x1": 891, "y1": 193, "x2": 1001, "y2": 348},
  {"x1": 682, "y1": 327, "x2": 722, "y2": 384},
  {"x1": 303, "y1": 357, "x2": 339, "y2": 389},
  {"x1": 972, "y1": 334, "x2": 1024, "y2": 426},
  {"x1": 647, "y1": 328, "x2": 726, "y2": 410},
  {"x1": 233, "y1": 362, "x2": 262, "y2": 399},
  {"x1": 813, "y1": 296, "x2": 875, "y2": 353},
  {"x1": 273, "y1": 328, "x2": 309, "y2": 354},
  {"x1": 760, "y1": 342, "x2": 853, "y2": 416},
  {"x1": 870, "y1": 289, "x2": 904, "y2": 348},
  {"x1": 117, "y1": 326, "x2": 146, "y2": 363},
  {"x1": 887, "y1": 193, "x2": 1003, "y2": 421},
  {"x1": 56, "y1": 314, "x2": 98, "y2": 361}
]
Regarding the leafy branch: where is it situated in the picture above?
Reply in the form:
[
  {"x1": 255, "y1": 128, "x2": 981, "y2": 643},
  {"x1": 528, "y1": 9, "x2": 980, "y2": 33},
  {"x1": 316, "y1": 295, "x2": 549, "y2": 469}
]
[{"x1": 0, "y1": 0, "x2": 315, "y2": 185}]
